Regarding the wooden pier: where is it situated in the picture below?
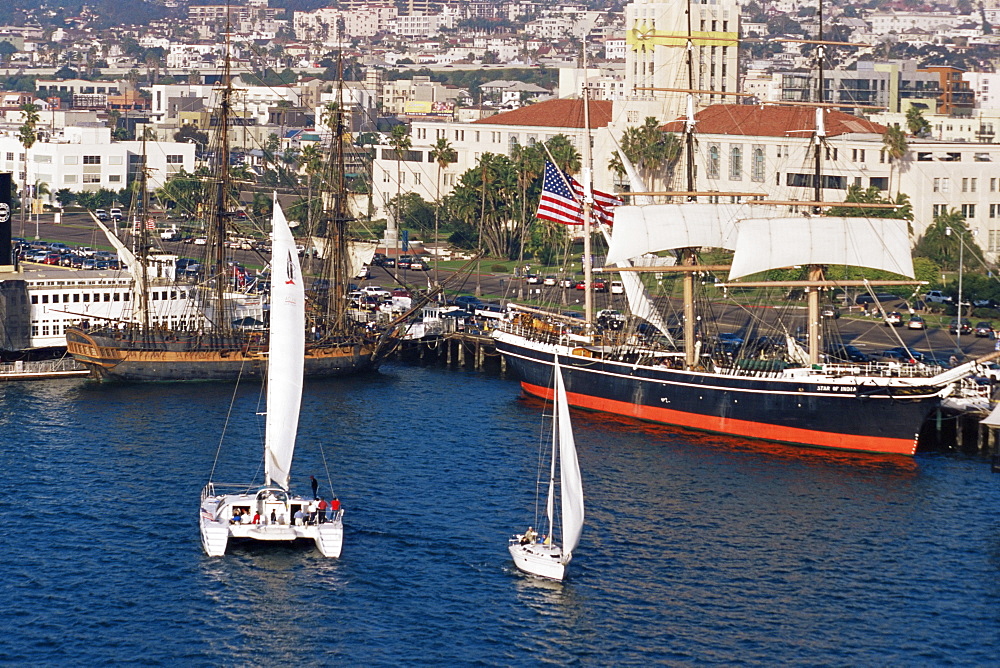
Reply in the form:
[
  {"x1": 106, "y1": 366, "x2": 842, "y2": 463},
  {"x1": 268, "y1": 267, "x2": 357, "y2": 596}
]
[{"x1": 392, "y1": 331, "x2": 505, "y2": 373}]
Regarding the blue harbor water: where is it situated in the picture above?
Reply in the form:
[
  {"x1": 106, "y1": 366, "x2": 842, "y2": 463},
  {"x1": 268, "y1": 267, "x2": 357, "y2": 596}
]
[{"x1": 3, "y1": 362, "x2": 1000, "y2": 665}]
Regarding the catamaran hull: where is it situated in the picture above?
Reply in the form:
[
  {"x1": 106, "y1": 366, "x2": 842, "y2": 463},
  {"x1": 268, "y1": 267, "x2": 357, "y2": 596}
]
[
  {"x1": 495, "y1": 332, "x2": 944, "y2": 456},
  {"x1": 200, "y1": 490, "x2": 344, "y2": 557},
  {"x1": 67, "y1": 329, "x2": 377, "y2": 381},
  {"x1": 508, "y1": 540, "x2": 566, "y2": 580}
]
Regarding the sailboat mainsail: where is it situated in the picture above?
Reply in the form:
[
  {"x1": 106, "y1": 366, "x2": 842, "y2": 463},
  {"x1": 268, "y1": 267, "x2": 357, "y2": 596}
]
[
  {"x1": 264, "y1": 200, "x2": 304, "y2": 490},
  {"x1": 554, "y1": 360, "x2": 584, "y2": 563},
  {"x1": 508, "y1": 358, "x2": 585, "y2": 580}
]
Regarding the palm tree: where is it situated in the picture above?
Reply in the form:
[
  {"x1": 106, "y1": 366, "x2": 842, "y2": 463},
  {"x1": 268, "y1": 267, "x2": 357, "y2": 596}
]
[
  {"x1": 544, "y1": 134, "x2": 581, "y2": 174},
  {"x1": 609, "y1": 117, "x2": 680, "y2": 189},
  {"x1": 299, "y1": 143, "x2": 322, "y2": 230},
  {"x1": 429, "y1": 137, "x2": 455, "y2": 282},
  {"x1": 18, "y1": 102, "x2": 39, "y2": 237},
  {"x1": 905, "y1": 106, "x2": 931, "y2": 138},
  {"x1": 388, "y1": 124, "x2": 412, "y2": 252},
  {"x1": 881, "y1": 125, "x2": 908, "y2": 198},
  {"x1": 915, "y1": 208, "x2": 971, "y2": 271}
]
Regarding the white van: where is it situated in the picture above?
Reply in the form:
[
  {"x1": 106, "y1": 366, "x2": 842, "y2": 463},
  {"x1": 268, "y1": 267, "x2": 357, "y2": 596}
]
[{"x1": 610, "y1": 281, "x2": 625, "y2": 295}]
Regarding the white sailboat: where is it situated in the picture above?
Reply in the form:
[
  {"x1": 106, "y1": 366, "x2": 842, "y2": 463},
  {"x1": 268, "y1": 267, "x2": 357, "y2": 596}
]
[
  {"x1": 199, "y1": 200, "x2": 344, "y2": 558},
  {"x1": 509, "y1": 358, "x2": 585, "y2": 581}
]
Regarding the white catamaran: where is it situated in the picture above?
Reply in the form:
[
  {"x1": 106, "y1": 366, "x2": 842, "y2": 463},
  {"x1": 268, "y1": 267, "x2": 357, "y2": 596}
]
[
  {"x1": 199, "y1": 200, "x2": 344, "y2": 558},
  {"x1": 509, "y1": 358, "x2": 585, "y2": 581}
]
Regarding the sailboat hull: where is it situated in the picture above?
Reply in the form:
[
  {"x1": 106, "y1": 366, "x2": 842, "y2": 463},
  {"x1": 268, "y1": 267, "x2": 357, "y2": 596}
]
[
  {"x1": 495, "y1": 331, "x2": 943, "y2": 456},
  {"x1": 508, "y1": 540, "x2": 566, "y2": 580},
  {"x1": 67, "y1": 328, "x2": 378, "y2": 381}
]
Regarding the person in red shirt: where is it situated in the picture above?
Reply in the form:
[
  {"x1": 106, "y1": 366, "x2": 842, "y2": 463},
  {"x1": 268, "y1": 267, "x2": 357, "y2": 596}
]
[
  {"x1": 317, "y1": 498, "x2": 328, "y2": 524},
  {"x1": 329, "y1": 497, "x2": 341, "y2": 520}
]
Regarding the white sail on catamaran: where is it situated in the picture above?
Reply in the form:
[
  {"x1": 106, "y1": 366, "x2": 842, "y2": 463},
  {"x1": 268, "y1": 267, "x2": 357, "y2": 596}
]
[{"x1": 199, "y1": 199, "x2": 344, "y2": 558}]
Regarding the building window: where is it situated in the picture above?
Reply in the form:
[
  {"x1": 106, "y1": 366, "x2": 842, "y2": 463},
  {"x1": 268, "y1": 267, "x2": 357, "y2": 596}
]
[
  {"x1": 166, "y1": 155, "x2": 183, "y2": 164},
  {"x1": 933, "y1": 204, "x2": 946, "y2": 218},
  {"x1": 707, "y1": 145, "x2": 720, "y2": 179},
  {"x1": 383, "y1": 171, "x2": 390, "y2": 183},
  {"x1": 108, "y1": 175, "x2": 121, "y2": 183},
  {"x1": 991, "y1": 204, "x2": 1000, "y2": 219},
  {"x1": 413, "y1": 172, "x2": 421, "y2": 185},
  {"x1": 729, "y1": 146, "x2": 742, "y2": 180},
  {"x1": 990, "y1": 230, "x2": 1000, "y2": 252},
  {"x1": 83, "y1": 174, "x2": 101, "y2": 183},
  {"x1": 508, "y1": 134, "x2": 519, "y2": 152},
  {"x1": 83, "y1": 155, "x2": 101, "y2": 165},
  {"x1": 962, "y1": 204, "x2": 976, "y2": 219},
  {"x1": 751, "y1": 146, "x2": 765, "y2": 182}
]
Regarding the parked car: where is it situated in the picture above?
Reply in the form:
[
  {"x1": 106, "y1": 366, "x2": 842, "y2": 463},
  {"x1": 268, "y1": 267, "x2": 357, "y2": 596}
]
[
  {"x1": 924, "y1": 290, "x2": 952, "y2": 304},
  {"x1": 949, "y1": 318, "x2": 972, "y2": 335},
  {"x1": 542, "y1": 275, "x2": 557, "y2": 286},
  {"x1": 884, "y1": 311, "x2": 903, "y2": 327},
  {"x1": 397, "y1": 255, "x2": 413, "y2": 269},
  {"x1": 95, "y1": 209, "x2": 108, "y2": 220},
  {"x1": 882, "y1": 347, "x2": 924, "y2": 362},
  {"x1": 525, "y1": 274, "x2": 541, "y2": 284},
  {"x1": 360, "y1": 285, "x2": 390, "y2": 298},
  {"x1": 109, "y1": 207, "x2": 123, "y2": 221},
  {"x1": 597, "y1": 309, "x2": 626, "y2": 330},
  {"x1": 716, "y1": 332, "x2": 745, "y2": 355},
  {"x1": 973, "y1": 299, "x2": 998, "y2": 308},
  {"x1": 559, "y1": 278, "x2": 576, "y2": 289},
  {"x1": 453, "y1": 295, "x2": 482, "y2": 310},
  {"x1": 821, "y1": 305, "x2": 840, "y2": 319},
  {"x1": 907, "y1": 315, "x2": 926, "y2": 330},
  {"x1": 42, "y1": 252, "x2": 61, "y2": 265},
  {"x1": 610, "y1": 280, "x2": 624, "y2": 294},
  {"x1": 974, "y1": 322, "x2": 994, "y2": 338},
  {"x1": 825, "y1": 344, "x2": 871, "y2": 363},
  {"x1": 593, "y1": 279, "x2": 608, "y2": 293}
]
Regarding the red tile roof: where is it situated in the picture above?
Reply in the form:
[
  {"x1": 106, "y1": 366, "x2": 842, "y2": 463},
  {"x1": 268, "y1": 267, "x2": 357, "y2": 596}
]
[
  {"x1": 472, "y1": 98, "x2": 613, "y2": 129},
  {"x1": 662, "y1": 104, "x2": 887, "y2": 137}
]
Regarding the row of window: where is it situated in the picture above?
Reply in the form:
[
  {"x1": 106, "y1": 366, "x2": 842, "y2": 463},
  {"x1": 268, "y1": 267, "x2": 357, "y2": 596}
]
[
  {"x1": 706, "y1": 145, "x2": 766, "y2": 182},
  {"x1": 931, "y1": 203, "x2": 1000, "y2": 220},
  {"x1": 933, "y1": 178, "x2": 1000, "y2": 193},
  {"x1": 31, "y1": 292, "x2": 130, "y2": 305}
]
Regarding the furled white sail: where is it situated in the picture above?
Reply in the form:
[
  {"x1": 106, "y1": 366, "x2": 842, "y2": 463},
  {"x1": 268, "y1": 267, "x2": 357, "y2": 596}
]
[
  {"x1": 554, "y1": 359, "x2": 584, "y2": 563},
  {"x1": 310, "y1": 237, "x2": 378, "y2": 277},
  {"x1": 606, "y1": 203, "x2": 757, "y2": 264},
  {"x1": 265, "y1": 200, "x2": 305, "y2": 490},
  {"x1": 728, "y1": 217, "x2": 914, "y2": 281}
]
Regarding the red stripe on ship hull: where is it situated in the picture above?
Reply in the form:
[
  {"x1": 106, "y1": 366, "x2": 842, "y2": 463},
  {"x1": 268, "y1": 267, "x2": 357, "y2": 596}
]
[{"x1": 522, "y1": 381, "x2": 918, "y2": 456}]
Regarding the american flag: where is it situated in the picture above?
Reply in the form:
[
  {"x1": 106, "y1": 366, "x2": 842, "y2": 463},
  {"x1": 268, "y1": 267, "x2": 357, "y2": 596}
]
[{"x1": 536, "y1": 161, "x2": 622, "y2": 226}]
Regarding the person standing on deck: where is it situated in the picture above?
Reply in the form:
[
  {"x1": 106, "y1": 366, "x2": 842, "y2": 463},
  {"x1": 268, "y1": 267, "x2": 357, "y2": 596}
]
[{"x1": 310, "y1": 475, "x2": 319, "y2": 499}]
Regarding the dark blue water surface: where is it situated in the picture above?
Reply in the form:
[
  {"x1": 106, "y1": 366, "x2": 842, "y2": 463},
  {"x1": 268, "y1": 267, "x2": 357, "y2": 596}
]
[{"x1": 3, "y1": 363, "x2": 1000, "y2": 666}]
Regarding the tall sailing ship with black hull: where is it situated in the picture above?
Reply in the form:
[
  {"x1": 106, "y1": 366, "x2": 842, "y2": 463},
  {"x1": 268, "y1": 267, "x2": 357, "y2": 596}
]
[
  {"x1": 493, "y1": 24, "x2": 991, "y2": 456},
  {"x1": 67, "y1": 39, "x2": 390, "y2": 382}
]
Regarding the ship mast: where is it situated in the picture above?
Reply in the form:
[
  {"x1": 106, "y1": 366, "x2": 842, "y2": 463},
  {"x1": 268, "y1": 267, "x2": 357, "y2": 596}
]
[
  {"x1": 135, "y1": 134, "x2": 151, "y2": 332},
  {"x1": 205, "y1": 10, "x2": 235, "y2": 332},
  {"x1": 806, "y1": 0, "x2": 827, "y2": 366},
  {"x1": 318, "y1": 45, "x2": 353, "y2": 337},
  {"x1": 681, "y1": 0, "x2": 699, "y2": 369}
]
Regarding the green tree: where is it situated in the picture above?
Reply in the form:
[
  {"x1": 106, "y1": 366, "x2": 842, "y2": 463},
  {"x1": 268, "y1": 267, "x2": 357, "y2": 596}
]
[
  {"x1": 388, "y1": 124, "x2": 412, "y2": 235},
  {"x1": 17, "y1": 102, "x2": 39, "y2": 234},
  {"x1": 429, "y1": 137, "x2": 455, "y2": 259},
  {"x1": 881, "y1": 125, "x2": 908, "y2": 197},
  {"x1": 544, "y1": 134, "x2": 581, "y2": 174},
  {"x1": 905, "y1": 106, "x2": 932, "y2": 138},
  {"x1": 609, "y1": 117, "x2": 682, "y2": 189},
  {"x1": 825, "y1": 185, "x2": 913, "y2": 223},
  {"x1": 55, "y1": 188, "x2": 76, "y2": 208},
  {"x1": 914, "y1": 208, "x2": 980, "y2": 270},
  {"x1": 387, "y1": 192, "x2": 435, "y2": 233}
]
